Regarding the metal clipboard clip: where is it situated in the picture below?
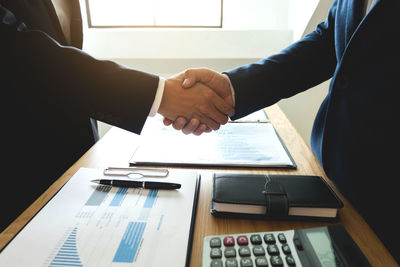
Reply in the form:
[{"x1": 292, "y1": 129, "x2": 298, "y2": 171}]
[{"x1": 103, "y1": 167, "x2": 169, "y2": 180}]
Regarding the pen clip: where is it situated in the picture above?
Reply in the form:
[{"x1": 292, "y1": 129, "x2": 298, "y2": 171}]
[{"x1": 103, "y1": 167, "x2": 169, "y2": 180}]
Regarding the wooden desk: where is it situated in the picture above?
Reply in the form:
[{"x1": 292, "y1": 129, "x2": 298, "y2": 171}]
[{"x1": 0, "y1": 105, "x2": 397, "y2": 266}]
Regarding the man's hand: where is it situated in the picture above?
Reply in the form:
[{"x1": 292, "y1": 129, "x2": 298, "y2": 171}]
[
  {"x1": 163, "y1": 117, "x2": 212, "y2": 135},
  {"x1": 158, "y1": 72, "x2": 234, "y2": 131},
  {"x1": 163, "y1": 68, "x2": 234, "y2": 135},
  {"x1": 183, "y1": 68, "x2": 234, "y2": 107}
]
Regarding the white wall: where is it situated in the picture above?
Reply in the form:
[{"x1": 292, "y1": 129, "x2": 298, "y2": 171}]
[
  {"x1": 83, "y1": 29, "x2": 292, "y2": 59},
  {"x1": 81, "y1": 0, "x2": 334, "y2": 144}
]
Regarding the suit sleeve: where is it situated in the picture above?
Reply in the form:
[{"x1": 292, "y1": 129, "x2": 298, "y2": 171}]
[
  {"x1": 227, "y1": 1, "x2": 338, "y2": 120},
  {"x1": 1, "y1": 4, "x2": 159, "y2": 134}
]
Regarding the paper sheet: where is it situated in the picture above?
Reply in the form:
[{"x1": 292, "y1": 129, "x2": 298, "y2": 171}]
[
  {"x1": 130, "y1": 112, "x2": 294, "y2": 168},
  {"x1": 0, "y1": 168, "x2": 198, "y2": 267}
]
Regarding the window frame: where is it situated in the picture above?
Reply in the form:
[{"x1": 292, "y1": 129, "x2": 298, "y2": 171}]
[{"x1": 84, "y1": 0, "x2": 223, "y2": 28}]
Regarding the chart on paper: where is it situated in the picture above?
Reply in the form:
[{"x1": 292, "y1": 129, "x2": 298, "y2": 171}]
[
  {"x1": 0, "y1": 168, "x2": 198, "y2": 267},
  {"x1": 45, "y1": 186, "x2": 160, "y2": 266}
]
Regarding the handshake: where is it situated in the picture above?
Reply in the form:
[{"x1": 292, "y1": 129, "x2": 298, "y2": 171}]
[{"x1": 158, "y1": 68, "x2": 235, "y2": 136}]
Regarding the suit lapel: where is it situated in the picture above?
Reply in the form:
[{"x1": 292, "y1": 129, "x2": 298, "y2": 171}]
[
  {"x1": 43, "y1": 0, "x2": 68, "y2": 45},
  {"x1": 45, "y1": 0, "x2": 82, "y2": 48},
  {"x1": 349, "y1": 0, "x2": 382, "y2": 38},
  {"x1": 343, "y1": 0, "x2": 364, "y2": 45},
  {"x1": 70, "y1": 0, "x2": 83, "y2": 48},
  {"x1": 340, "y1": 0, "x2": 382, "y2": 59},
  {"x1": 356, "y1": 0, "x2": 380, "y2": 29}
]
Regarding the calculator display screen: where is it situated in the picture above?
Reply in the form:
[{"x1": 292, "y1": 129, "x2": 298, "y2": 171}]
[{"x1": 306, "y1": 230, "x2": 338, "y2": 267}]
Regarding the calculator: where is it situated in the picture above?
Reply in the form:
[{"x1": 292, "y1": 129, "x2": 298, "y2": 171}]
[{"x1": 202, "y1": 225, "x2": 370, "y2": 267}]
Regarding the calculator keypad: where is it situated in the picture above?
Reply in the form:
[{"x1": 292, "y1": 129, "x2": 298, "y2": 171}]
[{"x1": 203, "y1": 230, "x2": 299, "y2": 267}]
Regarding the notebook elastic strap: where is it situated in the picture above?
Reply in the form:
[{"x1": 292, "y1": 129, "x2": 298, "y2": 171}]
[{"x1": 262, "y1": 177, "x2": 288, "y2": 217}]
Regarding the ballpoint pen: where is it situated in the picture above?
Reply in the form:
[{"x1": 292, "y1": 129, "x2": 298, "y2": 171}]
[{"x1": 91, "y1": 179, "x2": 181, "y2": 190}]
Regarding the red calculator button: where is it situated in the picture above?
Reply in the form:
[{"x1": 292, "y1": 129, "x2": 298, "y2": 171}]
[
  {"x1": 223, "y1": 236, "x2": 235, "y2": 246},
  {"x1": 237, "y1": 235, "x2": 248, "y2": 246}
]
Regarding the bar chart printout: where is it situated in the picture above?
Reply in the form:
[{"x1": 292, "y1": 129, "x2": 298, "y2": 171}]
[
  {"x1": 49, "y1": 227, "x2": 82, "y2": 267},
  {"x1": 0, "y1": 168, "x2": 198, "y2": 267},
  {"x1": 113, "y1": 222, "x2": 146, "y2": 263}
]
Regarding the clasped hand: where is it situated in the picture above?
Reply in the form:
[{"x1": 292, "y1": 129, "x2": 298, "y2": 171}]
[{"x1": 158, "y1": 68, "x2": 234, "y2": 135}]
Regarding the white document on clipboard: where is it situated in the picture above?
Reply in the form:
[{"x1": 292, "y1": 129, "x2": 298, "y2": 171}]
[
  {"x1": 0, "y1": 168, "x2": 199, "y2": 267},
  {"x1": 130, "y1": 110, "x2": 296, "y2": 168}
]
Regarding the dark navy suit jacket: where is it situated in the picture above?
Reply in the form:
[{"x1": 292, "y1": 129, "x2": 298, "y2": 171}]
[
  {"x1": 227, "y1": 0, "x2": 399, "y2": 262},
  {"x1": 1, "y1": 0, "x2": 159, "y2": 230}
]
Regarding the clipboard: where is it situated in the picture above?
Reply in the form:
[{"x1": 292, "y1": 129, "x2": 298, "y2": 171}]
[{"x1": 130, "y1": 110, "x2": 296, "y2": 169}]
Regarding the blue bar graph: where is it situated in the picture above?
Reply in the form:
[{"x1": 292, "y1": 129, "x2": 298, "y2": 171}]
[
  {"x1": 49, "y1": 228, "x2": 83, "y2": 267},
  {"x1": 85, "y1": 185, "x2": 111, "y2": 206},
  {"x1": 113, "y1": 222, "x2": 146, "y2": 263},
  {"x1": 143, "y1": 189, "x2": 158, "y2": 208},
  {"x1": 110, "y1": 187, "x2": 128, "y2": 206},
  {"x1": 138, "y1": 189, "x2": 158, "y2": 220}
]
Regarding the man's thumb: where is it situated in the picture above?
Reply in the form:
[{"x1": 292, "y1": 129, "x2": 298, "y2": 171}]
[{"x1": 182, "y1": 77, "x2": 194, "y2": 88}]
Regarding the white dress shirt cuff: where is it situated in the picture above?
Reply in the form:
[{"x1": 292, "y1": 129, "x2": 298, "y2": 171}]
[{"x1": 148, "y1": 77, "x2": 165, "y2": 117}]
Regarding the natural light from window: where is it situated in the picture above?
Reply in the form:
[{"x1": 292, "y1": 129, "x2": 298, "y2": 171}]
[{"x1": 86, "y1": 0, "x2": 222, "y2": 27}]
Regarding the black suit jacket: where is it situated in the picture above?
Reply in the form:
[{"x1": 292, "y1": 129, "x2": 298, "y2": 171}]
[
  {"x1": 1, "y1": 0, "x2": 159, "y2": 230},
  {"x1": 227, "y1": 0, "x2": 399, "y2": 262}
]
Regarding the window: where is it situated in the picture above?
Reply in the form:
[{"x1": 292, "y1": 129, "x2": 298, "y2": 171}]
[{"x1": 85, "y1": 0, "x2": 223, "y2": 28}]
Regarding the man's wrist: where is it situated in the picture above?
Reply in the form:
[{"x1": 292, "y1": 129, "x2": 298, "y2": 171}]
[
  {"x1": 148, "y1": 77, "x2": 165, "y2": 117},
  {"x1": 222, "y1": 73, "x2": 236, "y2": 107}
]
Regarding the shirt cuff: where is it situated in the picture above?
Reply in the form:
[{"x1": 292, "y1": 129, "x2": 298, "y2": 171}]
[
  {"x1": 222, "y1": 73, "x2": 236, "y2": 107},
  {"x1": 148, "y1": 77, "x2": 165, "y2": 117}
]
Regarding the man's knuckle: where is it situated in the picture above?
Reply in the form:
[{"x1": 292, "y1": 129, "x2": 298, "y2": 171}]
[
  {"x1": 185, "y1": 69, "x2": 193, "y2": 77},
  {"x1": 204, "y1": 90, "x2": 214, "y2": 99},
  {"x1": 198, "y1": 105, "x2": 208, "y2": 114}
]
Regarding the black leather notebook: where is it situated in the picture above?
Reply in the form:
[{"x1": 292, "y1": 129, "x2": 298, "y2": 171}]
[{"x1": 211, "y1": 173, "x2": 343, "y2": 221}]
